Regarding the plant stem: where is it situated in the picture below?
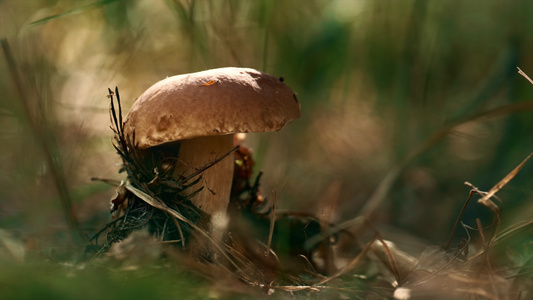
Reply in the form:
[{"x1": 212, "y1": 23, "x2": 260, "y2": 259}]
[{"x1": 1, "y1": 38, "x2": 83, "y2": 248}]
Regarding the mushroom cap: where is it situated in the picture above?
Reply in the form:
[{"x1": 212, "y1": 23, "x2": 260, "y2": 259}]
[{"x1": 124, "y1": 67, "x2": 301, "y2": 149}]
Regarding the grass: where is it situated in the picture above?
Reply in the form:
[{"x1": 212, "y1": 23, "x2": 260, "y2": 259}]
[
  {"x1": 0, "y1": 258, "x2": 216, "y2": 300},
  {"x1": 1, "y1": 0, "x2": 533, "y2": 299}
]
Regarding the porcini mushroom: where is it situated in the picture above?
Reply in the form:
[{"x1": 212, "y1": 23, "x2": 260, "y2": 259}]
[{"x1": 123, "y1": 67, "x2": 300, "y2": 223}]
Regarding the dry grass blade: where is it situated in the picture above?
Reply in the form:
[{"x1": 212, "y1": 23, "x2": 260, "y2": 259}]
[
  {"x1": 494, "y1": 219, "x2": 533, "y2": 245},
  {"x1": 266, "y1": 190, "x2": 277, "y2": 253},
  {"x1": 269, "y1": 284, "x2": 321, "y2": 292},
  {"x1": 445, "y1": 188, "x2": 476, "y2": 250},
  {"x1": 169, "y1": 215, "x2": 186, "y2": 248},
  {"x1": 477, "y1": 151, "x2": 533, "y2": 211},
  {"x1": 517, "y1": 67, "x2": 533, "y2": 85},
  {"x1": 182, "y1": 146, "x2": 240, "y2": 183},
  {"x1": 314, "y1": 235, "x2": 376, "y2": 286},
  {"x1": 91, "y1": 177, "x2": 122, "y2": 187}
]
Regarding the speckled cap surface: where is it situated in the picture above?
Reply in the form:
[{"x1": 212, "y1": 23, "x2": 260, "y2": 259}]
[{"x1": 123, "y1": 67, "x2": 301, "y2": 149}]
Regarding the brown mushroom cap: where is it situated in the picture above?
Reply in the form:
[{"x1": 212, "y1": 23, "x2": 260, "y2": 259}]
[{"x1": 124, "y1": 67, "x2": 301, "y2": 149}]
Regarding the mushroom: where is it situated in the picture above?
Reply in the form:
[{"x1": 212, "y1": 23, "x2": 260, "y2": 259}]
[{"x1": 123, "y1": 67, "x2": 300, "y2": 224}]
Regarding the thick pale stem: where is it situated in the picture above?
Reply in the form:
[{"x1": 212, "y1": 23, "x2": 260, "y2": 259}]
[{"x1": 173, "y1": 135, "x2": 234, "y2": 219}]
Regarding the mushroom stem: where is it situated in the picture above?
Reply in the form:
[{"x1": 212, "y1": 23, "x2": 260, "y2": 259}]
[{"x1": 173, "y1": 135, "x2": 234, "y2": 220}]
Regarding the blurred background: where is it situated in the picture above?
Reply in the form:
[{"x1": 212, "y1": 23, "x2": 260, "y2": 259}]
[{"x1": 1, "y1": 0, "x2": 533, "y2": 260}]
